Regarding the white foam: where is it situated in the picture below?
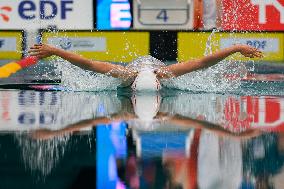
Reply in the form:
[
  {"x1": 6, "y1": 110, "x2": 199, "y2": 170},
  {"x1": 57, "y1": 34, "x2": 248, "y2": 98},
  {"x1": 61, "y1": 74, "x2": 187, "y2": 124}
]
[{"x1": 51, "y1": 40, "x2": 247, "y2": 92}]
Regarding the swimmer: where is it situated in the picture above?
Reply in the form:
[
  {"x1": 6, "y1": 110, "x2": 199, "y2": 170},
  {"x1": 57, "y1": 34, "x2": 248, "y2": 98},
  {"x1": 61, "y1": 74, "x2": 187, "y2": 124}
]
[{"x1": 28, "y1": 44, "x2": 263, "y2": 91}]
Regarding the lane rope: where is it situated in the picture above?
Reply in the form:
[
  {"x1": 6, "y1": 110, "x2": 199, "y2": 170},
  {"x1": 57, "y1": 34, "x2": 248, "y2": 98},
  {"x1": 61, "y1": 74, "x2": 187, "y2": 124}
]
[{"x1": 0, "y1": 56, "x2": 38, "y2": 78}]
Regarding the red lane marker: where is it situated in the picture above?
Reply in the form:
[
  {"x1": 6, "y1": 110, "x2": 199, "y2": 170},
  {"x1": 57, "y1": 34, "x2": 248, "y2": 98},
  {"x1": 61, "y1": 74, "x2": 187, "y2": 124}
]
[{"x1": 17, "y1": 56, "x2": 38, "y2": 68}]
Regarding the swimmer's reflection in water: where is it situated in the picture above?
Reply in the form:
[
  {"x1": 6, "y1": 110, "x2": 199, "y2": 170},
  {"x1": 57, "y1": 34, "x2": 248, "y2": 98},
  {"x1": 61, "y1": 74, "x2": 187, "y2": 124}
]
[
  {"x1": 26, "y1": 94, "x2": 262, "y2": 188},
  {"x1": 30, "y1": 94, "x2": 261, "y2": 141},
  {"x1": 28, "y1": 43, "x2": 263, "y2": 91}
]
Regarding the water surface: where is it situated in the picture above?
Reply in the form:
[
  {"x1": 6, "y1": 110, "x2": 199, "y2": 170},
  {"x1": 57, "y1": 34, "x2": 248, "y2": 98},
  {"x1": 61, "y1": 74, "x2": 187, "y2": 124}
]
[{"x1": 0, "y1": 89, "x2": 283, "y2": 189}]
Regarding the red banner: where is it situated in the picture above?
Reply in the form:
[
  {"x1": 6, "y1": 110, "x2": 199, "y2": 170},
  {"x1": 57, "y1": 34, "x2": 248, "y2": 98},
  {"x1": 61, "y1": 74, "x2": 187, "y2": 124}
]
[
  {"x1": 222, "y1": 0, "x2": 284, "y2": 31},
  {"x1": 224, "y1": 96, "x2": 284, "y2": 132}
]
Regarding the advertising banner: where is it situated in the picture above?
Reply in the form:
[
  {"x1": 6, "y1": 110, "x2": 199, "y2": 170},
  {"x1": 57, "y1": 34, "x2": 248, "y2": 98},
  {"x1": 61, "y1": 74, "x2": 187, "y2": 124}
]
[
  {"x1": 133, "y1": 0, "x2": 194, "y2": 30},
  {"x1": 0, "y1": 31, "x2": 23, "y2": 60},
  {"x1": 222, "y1": 0, "x2": 284, "y2": 31},
  {"x1": 41, "y1": 31, "x2": 150, "y2": 62},
  {"x1": 0, "y1": 91, "x2": 58, "y2": 131},
  {"x1": 224, "y1": 96, "x2": 284, "y2": 131},
  {"x1": 97, "y1": 0, "x2": 132, "y2": 30},
  {"x1": 0, "y1": 0, "x2": 93, "y2": 30},
  {"x1": 178, "y1": 32, "x2": 284, "y2": 62},
  {"x1": 0, "y1": 91, "x2": 120, "y2": 132}
]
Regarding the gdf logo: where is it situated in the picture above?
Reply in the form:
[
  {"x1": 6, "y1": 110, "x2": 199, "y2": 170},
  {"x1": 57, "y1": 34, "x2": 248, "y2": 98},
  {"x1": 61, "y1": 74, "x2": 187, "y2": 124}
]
[
  {"x1": 251, "y1": 0, "x2": 284, "y2": 24},
  {"x1": 0, "y1": 6, "x2": 12, "y2": 22}
]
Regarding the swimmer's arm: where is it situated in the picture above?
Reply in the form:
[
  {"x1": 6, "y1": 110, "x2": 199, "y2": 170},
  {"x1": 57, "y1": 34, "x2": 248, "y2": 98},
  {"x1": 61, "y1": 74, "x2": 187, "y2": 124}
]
[
  {"x1": 164, "y1": 113, "x2": 261, "y2": 139},
  {"x1": 30, "y1": 113, "x2": 136, "y2": 140},
  {"x1": 29, "y1": 44, "x2": 126, "y2": 78},
  {"x1": 30, "y1": 117, "x2": 117, "y2": 140},
  {"x1": 160, "y1": 44, "x2": 263, "y2": 78}
]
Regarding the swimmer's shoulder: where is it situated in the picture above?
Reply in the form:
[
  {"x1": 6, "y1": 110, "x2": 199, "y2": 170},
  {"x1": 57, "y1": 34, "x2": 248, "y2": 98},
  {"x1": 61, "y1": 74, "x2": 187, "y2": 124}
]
[
  {"x1": 117, "y1": 75, "x2": 136, "y2": 89},
  {"x1": 117, "y1": 70, "x2": 138, "y2": 88},
  {"x1": 119, "y1": 80, "x2": 133, "y2": 88}
]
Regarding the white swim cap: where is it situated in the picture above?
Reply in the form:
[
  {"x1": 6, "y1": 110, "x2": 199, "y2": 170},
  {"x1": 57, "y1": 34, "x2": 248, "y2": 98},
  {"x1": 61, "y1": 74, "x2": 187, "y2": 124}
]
[
  {"x1": 131, "y1": 94, "x2": 161, "y2": 121},
  {"x1": 131, "y1": 70, "x2": 161, "y2": 91}
]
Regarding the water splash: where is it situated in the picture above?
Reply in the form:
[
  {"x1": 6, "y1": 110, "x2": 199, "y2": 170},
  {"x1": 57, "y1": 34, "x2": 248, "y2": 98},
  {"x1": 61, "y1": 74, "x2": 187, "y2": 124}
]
[
  {"x1": 15, "y1": 133, "x2": 70, "y2": 177},
  {"x1": 163, "y1": 30, "x2": 248, "y2": 92},
  {"x1": 30, "y1": 91, "x2": 121, "y2": 129},
  {"x1": 205, "y1": 29, "x2": 219, "y2": 56},
  {"x1": 51, "y1": 31, "x2": 251, "y2": 93},
  {"x1": 160, "y1": 92, "x2": 251, "y2": 133},
  {"x1": 54, "y1": 58, "x2": 121, "y2": 91},
  {"x1": 54, "y1": 52, "x2": 247, "y2": 92},
  {"x1": 125, "y1": 55, "x2": 166, "y2": 72},
  {"x1": 162, "y1": 61, "x2": 247, "y2": 92},
  {"x1": 54, "y1": 55, "x2": 173, "y2": 91},
  {"x1": 160, "y1": 93, "x2": 227, "y2": 125}
]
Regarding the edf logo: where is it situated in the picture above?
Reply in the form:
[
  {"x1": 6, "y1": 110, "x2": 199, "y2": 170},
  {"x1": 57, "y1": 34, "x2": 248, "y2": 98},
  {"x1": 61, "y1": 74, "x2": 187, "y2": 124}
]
[{"x1": 18, "y1": 0, "x2": 73, "y2": 20}]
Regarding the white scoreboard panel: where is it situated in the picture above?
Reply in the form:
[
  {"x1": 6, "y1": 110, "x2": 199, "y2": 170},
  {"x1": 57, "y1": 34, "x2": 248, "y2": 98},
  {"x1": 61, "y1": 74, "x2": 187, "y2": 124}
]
[{"x1": 133, "y1": 0, "x2": 194, "y2": 30}]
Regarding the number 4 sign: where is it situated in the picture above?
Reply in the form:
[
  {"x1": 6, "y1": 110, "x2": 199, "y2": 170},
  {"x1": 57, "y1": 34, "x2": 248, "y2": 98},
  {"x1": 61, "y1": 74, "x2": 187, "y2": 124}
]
[
  {"x1": 222, "y1": 0, "x2": 284, "y2": 31},
  {"x1": 133, "y1": 0, "x2": 194, "y2": 29},
  {"x1": 156, "y1": 9, "x2": 169, "y2": 22}
]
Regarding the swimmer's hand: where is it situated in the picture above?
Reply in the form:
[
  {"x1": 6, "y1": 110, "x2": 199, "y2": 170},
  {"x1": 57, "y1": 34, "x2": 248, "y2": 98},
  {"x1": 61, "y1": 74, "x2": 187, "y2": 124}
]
[
  {"x1": 28, "y1": 44, "x2": 57, "y2": 59},
  {"x1": 237, "y1": 44, "x2": 263, "y2": 58}
]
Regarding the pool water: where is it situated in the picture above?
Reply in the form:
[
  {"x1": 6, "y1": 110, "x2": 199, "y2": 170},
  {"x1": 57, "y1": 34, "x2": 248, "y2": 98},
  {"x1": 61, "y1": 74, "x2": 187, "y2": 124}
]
[
  {"x1": 0, "y1": 60, "x2": 284, "y2": 189},
  {"x1": 0, "y1": 88, "x2": 283, "y2": 189}
]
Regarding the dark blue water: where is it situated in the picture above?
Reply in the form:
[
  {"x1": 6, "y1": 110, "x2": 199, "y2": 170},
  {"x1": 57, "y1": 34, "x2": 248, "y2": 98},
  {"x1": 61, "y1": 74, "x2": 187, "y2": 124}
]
[{"x1": 0, "y1": 89, "x2": 283, "y2": 189}]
